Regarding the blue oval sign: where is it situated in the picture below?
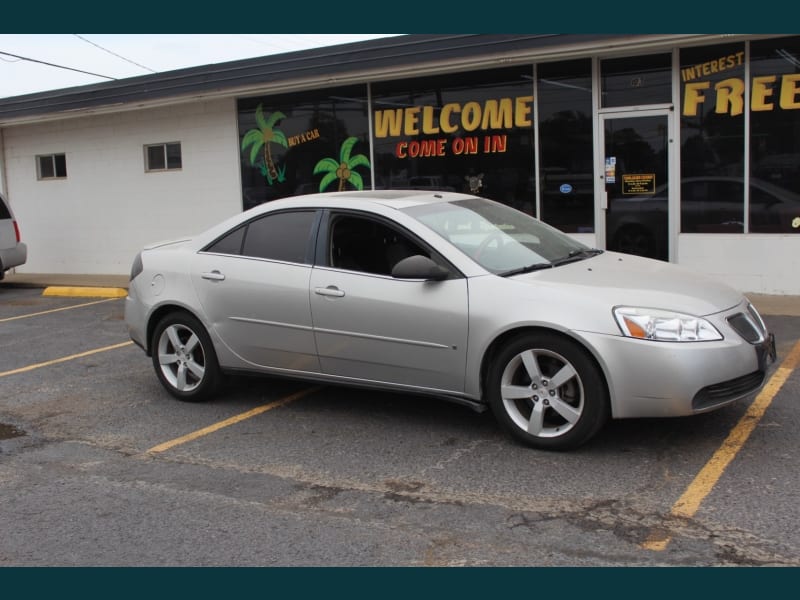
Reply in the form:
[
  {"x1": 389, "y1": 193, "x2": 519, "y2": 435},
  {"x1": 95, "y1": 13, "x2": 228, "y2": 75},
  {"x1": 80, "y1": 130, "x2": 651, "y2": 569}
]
[{"x1": 560, "y1": 183, "x2": 573, "y2": 194}]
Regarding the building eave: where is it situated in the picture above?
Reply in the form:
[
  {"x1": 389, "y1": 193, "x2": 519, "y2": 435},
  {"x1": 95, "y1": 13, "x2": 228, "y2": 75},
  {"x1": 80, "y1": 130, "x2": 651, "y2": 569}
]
[{"x1": 0, "y1": 33, "x2": 760, "y2": 126}]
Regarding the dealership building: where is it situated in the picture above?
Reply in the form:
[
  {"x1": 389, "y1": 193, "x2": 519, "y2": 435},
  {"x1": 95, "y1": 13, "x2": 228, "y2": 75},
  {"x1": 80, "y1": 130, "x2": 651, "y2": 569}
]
[{"x1": 1, "y1": 34, "x2": 798, "y2": 293}]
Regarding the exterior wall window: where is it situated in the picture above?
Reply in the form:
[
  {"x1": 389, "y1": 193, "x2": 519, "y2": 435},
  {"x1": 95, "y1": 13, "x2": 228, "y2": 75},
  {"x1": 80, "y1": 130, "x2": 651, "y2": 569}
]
[
  {"x1": 537, "y1": 59, "x2": 594, "y2": 233},
  {"x1": 371, "y1": 66, "x2": 535, "y2": 214},
  {"x1": 679, "y1": 42, "x2": 746, "y2": 233},
  {"x1": 237, "y1": 86, "x2": 370, "y2": 211},
  {"x1": 600, "y1": 54, "x2": 672, "y2": 107},
  {"x1": 749, "y1": 35, "x2": 800, "y2": 233},
  {"x1": 145, "y1": 142, "x2": 182, "y2": 171},
  {"x1": 36, "y1": 153, "x2": 67, "y2": 179}
]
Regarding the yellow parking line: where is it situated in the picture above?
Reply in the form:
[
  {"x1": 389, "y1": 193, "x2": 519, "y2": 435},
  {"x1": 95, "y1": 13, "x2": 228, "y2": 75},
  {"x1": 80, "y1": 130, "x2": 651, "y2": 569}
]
[
  {"x1": 0, "y1": 298, "x2": 120, "y2": 323},
  {"x1": 146, "y1": 386, "x2": 322, "y2": 454},
  {"x1": 0, "y1": 341, "x2": 134, "y2": 378},
  {"x1": 43, "y1": 286, "x2": 128, "y2": 298},
  {"x1": 642, "y1": 339, "x2": 800, "y2": 551}
]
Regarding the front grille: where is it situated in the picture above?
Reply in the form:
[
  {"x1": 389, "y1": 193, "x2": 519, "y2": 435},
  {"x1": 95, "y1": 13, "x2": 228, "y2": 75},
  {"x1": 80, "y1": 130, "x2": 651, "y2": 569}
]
[{"x1": 692, "y1": 370, "x2": 765, "y2": 411}]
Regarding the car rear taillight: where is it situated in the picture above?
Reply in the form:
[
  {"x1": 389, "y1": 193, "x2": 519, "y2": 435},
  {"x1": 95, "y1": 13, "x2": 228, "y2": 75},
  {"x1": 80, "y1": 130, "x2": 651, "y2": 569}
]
[{"x1": 13, "y1": 220, "x2": 21, "y2": 243}]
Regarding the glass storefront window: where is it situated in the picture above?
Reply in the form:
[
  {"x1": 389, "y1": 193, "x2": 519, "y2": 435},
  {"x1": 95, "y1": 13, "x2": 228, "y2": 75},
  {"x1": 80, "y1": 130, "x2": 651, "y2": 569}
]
[
  {"x1": 237, "y1": 86, "x2": 371, "y2": 210},
  {"x1": 749, "y1": 35, "x2": 800, "y2": 233},
  {"x1": 601, "y1": 53, "x2": 672, "y2": 108},
  {"x1": 537, "y1": 59, "x2": 594, "y2": 233},
  {"x1": 679, "y1": 42, "x2": 746, "y2": 233},
  {"x1": 371, "y1": 66, "x2": 535, "y2": 214}
]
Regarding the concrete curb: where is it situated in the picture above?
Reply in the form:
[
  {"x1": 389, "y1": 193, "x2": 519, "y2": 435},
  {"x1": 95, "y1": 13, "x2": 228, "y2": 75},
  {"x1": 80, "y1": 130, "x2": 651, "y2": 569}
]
[{"x1": 42, "y1": 286, "x2": 128, "y2": 299}]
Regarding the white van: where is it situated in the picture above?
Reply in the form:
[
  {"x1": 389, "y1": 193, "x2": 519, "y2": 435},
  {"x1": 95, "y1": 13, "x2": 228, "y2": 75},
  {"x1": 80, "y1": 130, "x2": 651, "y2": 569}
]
[{"x1": 0, "y1": 193, "x2": 27, "y2": 280}]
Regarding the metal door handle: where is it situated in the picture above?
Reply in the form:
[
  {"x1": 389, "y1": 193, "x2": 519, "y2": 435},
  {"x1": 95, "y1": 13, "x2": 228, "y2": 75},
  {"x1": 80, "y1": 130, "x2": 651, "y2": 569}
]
[
  {"x1": 314, "y1": 286, "x2": 345, "y2": 298},
  {"x1": 201, "y1": 270, "x2": 226, "y2": 281}
]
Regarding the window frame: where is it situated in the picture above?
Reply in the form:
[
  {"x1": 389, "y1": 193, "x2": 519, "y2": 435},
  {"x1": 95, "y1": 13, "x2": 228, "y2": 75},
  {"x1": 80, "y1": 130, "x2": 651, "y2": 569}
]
[
  {"x1": 201, "y1": 209, "x2": 320, "y2": 266},
  {"x1": 315, "y1": 209, "x2": 461, "y2": 279},
  {"x1": 144, "y1": 142, "x2": 183, "y2": 172},
  {"x1": 36, "y1": 153, "x2": 67, "y2": 180}
]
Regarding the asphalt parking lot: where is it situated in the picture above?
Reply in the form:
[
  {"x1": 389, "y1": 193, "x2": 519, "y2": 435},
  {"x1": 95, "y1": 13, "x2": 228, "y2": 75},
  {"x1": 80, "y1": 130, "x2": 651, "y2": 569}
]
[{"x1": 1, "y1": 284, "x2": 799, "y2": 566}]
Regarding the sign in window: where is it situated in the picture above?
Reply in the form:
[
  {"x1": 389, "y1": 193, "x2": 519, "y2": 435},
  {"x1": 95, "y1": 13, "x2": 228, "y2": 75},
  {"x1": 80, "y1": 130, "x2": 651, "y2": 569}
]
[{"x1": 622, "y1": 173, "x2": 656, "y2": 195}]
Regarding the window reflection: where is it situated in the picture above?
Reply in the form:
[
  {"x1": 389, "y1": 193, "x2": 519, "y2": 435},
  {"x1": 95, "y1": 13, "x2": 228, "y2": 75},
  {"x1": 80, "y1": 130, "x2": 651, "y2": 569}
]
[
  {"x1": 601, "y1": 54, "x2": 672, "y2": 108},
  {"x1": 679, "y1": 42, "x2": 745, "y2": 233},
  {"x1": 537, "y1": 59, "x2": 594, "y2": 233},
  {"x1": 750, "y1": 36, "x2": 800, "y2": 233}
]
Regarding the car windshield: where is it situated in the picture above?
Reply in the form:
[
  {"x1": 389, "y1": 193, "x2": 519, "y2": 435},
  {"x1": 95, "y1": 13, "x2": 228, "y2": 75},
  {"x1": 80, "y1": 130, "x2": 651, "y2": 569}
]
[{"x1": 404, "y1": 197, "x2": 592, "y2": 275}]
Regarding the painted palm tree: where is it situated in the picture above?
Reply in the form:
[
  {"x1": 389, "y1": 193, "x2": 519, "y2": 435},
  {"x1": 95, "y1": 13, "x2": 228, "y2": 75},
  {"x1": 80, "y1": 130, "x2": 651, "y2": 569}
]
[
  {"x1": 241, "y1": 105, "x2": 288, "y2": 185},
  {"x1": 314, "y1": 137, "x2": 370, "y2": 192}
]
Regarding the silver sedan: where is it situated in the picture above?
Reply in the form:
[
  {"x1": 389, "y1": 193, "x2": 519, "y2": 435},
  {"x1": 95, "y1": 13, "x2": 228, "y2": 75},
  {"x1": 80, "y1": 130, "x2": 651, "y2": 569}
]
[{"x1": 124, "y1": 190, "x2": 776, "y2": 450}]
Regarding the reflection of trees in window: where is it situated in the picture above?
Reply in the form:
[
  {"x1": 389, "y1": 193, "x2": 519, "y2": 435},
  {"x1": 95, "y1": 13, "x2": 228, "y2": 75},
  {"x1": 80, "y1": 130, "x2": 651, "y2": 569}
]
[
  {"x1": 609, "y1": 128, "x2": 657, "y2": 172},
  {"x1": 539, "y1": 110, "x2": 592, "y2": 167}
]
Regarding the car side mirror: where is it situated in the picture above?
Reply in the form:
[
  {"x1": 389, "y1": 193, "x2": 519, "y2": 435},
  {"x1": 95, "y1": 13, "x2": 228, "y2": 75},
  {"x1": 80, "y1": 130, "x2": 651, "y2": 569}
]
[{"x1": 391, "y1": 255, "x2": 450, "y2": 281}]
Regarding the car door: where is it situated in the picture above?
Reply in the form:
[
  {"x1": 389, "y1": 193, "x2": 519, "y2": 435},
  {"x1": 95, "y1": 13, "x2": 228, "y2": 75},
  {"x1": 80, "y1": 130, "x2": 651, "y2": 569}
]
[
  {"x1": 309, "y1": 211, "x2": 469, "y2": 393},
  {"x1": 192, "y1": 209, "x2": 321, "y2": 372}
]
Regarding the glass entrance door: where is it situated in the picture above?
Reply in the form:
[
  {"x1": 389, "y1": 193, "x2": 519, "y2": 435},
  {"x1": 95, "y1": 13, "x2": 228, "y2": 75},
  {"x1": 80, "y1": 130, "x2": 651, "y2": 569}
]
[{"x1": 600, "y1": 111, "x2": 672, "y2": 262}]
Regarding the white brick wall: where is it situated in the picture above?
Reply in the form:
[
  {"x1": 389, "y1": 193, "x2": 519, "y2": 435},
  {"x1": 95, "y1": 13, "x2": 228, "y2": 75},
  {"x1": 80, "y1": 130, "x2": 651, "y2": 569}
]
[{"x1": 3, "y1": 98, "x2": 242, "y2": 274}]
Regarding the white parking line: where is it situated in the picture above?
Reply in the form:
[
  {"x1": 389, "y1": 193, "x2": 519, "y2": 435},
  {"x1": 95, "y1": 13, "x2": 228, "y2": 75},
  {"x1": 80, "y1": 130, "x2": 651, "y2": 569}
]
[
  {"x1": 0, "y1": 297, "x2": 121, "y2": 323},
  {"x1": 0, "y1": 341, "x2": 134, "y2": 378}
]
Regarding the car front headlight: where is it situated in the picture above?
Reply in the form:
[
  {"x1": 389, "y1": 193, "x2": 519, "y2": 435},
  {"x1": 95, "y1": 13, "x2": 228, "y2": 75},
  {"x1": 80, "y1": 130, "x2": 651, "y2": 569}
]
[{"x1": 613, "y1": 306, "x2": 723, "y2": 342}]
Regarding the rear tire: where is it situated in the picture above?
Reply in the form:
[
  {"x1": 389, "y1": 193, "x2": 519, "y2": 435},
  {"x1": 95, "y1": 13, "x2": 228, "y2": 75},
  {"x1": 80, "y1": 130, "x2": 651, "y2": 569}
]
[
  {"x1": 151, "y1": 312, "x2": 220, "y2": 402},
  {"x1": 487, "y1": 332, "x2": 608, "y2": 450}
]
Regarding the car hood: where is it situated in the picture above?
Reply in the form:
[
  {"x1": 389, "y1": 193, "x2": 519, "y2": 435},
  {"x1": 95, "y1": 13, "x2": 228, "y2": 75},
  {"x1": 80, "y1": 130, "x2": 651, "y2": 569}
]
[{"x1": 514, "y1": 251, "x2": 743, "y2": 317}]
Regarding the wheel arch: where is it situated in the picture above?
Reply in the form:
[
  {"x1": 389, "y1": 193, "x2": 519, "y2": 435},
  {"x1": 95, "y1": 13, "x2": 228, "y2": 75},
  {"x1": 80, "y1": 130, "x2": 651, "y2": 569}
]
[
  {"x1": 479, "y1": 326, "x2": 611, "y2": 410},
  {"x1": 145, "y1": 303, "x2": 204, "y2": 356}
]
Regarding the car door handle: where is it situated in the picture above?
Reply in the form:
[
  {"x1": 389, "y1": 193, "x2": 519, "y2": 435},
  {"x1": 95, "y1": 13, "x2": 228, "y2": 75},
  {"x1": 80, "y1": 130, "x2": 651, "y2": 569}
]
[
  {"x1": 314, "y1": 286, "x2": 345, "y2": 298},
  {"x1": 201, "y1": 270, "x2": 226, "y2": 281}
]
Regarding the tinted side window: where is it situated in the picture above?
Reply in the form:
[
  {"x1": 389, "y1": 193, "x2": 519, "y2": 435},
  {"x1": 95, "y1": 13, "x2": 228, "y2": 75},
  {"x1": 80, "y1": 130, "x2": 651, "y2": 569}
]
[
  {"x1": 241, "y1": 211, "x2": 316, "y2": 263},
  {"x1": 329, "y1": 215, "x2": 429, "y2": 275},
  {"x1": 0, "y1": 198, "x2": 11, "y2": 219},
  {"x1": 205, "y1": 226, "x2": 246, "y2": 255}
]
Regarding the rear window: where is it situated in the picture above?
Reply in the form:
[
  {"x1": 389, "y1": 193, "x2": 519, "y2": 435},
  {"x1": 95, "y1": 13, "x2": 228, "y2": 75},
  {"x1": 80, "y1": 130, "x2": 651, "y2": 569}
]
[
  {"x1": 241, "y1": 211, "x2": 316, "y2": 263},
  {"x1": 204, "y1": 210, "x2": 317, "y2": 265},
  {"x1": 0, "y1": 197, "x2": 12, "y2": 220}
]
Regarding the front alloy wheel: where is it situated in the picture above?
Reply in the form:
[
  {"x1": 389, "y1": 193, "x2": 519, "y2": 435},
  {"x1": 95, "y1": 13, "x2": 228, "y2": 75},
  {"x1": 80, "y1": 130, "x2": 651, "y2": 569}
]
[
  {"x1": 152, "y1": 312, "x2": 219, "y2": 402},
  {"x1": 488, "y1": 333, "x2": 608, "y2": 450}
]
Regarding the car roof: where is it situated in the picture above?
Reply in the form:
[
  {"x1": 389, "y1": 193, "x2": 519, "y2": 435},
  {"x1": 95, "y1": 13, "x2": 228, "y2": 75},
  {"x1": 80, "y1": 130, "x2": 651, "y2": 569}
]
[{"x1": 191, "y1": 189, "x2": 482, "y2": 249}]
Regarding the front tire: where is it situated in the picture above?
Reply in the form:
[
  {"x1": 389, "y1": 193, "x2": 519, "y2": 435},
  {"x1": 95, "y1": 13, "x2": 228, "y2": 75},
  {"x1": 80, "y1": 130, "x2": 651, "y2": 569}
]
[
  {"x1": 487, "y1": 332, "x2": 608, "y2": 450},
  {"x1": 151, "y1": 312, "x2": 220, "y2": 402}
]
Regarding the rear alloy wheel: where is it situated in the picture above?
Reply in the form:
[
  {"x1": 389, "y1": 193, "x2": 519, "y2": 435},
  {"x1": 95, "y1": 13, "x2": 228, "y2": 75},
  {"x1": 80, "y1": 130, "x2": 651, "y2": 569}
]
[
  {"x1": 152, "y1": 312, "x2": 220, "y2": 402},
  {"x1": 487, "y1": 333, "x2": 608, "y2": 450}
]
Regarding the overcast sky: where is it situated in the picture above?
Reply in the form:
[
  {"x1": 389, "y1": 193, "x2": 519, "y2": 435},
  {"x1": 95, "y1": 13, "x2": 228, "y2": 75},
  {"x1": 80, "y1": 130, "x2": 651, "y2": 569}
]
[{"x1": 0, "y1": 34, "x2": 401, "y2": 99}]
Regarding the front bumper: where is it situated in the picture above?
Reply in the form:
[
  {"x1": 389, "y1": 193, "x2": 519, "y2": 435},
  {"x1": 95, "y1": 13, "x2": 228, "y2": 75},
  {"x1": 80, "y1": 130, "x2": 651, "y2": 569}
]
[{"x1": 578, "y1": 305, "x2": 776, "y2": 419}]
